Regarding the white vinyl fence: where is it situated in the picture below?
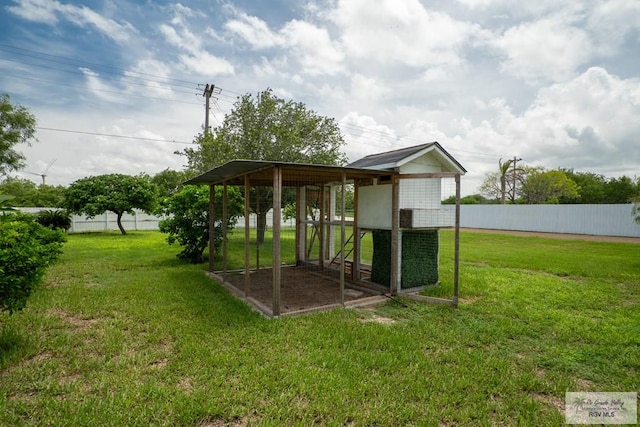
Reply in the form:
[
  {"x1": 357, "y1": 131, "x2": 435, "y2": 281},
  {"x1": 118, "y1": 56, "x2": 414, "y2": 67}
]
[
  {"x1": 17, "y1": 204, "x2": 640, "y2": 238},
  {"x1": 453, "y1": 204, "x2": 640, "y2": 238},
  {"x1": 18, "y1": 208, "x2": 165, "y2": 233}
]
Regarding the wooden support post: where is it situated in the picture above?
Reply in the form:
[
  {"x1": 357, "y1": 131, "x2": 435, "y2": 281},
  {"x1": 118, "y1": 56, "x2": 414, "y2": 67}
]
[
  {"x1": 272, "y1": 166, "x2": 282, "y2": 316},
  {"x1": 340, "y1": 172, "x2": 346, "y2": 305},
  {"x1": 353, "y1": 181, "x2": 360, "y2": 281},
  {"x1": 328, "y1": 184, "x2": 337, "y2": 261},
  {"x1": 244, "y1": 175, "x2": 251, "y2": 296},
  {"x1": 390, "y1": 174, "x2": 400, "y2": 295},
  {"x1": 318, "y1": 184, "x2": 325, "y2": 270},
  {"x1": 295, "y1": 187, "x2": 303, "y2": 265},
  {"x1": 453, "y1": 174, "x2": 461, "y2": 307},
  {"x1": 208, "y1": 185, "x2": 216, "y2": 273},
  {"x1": 256, "y1": 187, "x2": 260, "y2": 270},
  {"x1": 222, "y1": 181, "x2": 228, "y2": 276}
]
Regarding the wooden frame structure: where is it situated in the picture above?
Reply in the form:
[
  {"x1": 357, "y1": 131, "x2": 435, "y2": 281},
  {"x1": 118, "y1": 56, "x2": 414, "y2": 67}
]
[{"x1": 186, "y1": 143, "x2": 466, "y2": 317}]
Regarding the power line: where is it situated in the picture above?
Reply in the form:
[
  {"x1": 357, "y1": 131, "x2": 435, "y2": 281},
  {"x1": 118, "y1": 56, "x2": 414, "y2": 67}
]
[
  {"x1": 36, "y1": 126, "x2": 193, "y2": 144},
  {"x1": 0, "y1": 44, "x2": 200, "y2": 90},
  {"x1": 0, "y1": 56, "x2": 200, "y2": 96},
  {"x1": 0, "y1": 73, "x2": 202, "y2": 106}
]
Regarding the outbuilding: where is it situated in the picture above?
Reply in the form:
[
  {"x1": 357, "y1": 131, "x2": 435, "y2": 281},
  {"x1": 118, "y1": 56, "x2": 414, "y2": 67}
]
[{"x1": 186, "y1": 142, "x2": 466, "y2": 317}]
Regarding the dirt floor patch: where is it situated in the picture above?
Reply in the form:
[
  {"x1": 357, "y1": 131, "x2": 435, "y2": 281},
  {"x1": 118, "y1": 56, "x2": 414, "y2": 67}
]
[{"x1": 222, "y1": 266, "x2": 379, "y2": 314}]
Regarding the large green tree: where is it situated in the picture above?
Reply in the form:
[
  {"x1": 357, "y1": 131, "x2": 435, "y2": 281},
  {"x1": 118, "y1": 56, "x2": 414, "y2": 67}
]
[
  {"x1": 64, "y1": 174, "x2": 158, "y2": 235},
  {"x1": 181, "y1": 88, "x2": 347, "y2": 243},
  {"x1": 520, "y1": 169, "x2": 580, "y2": 204},
  {"x1": 0, "y1": 177, "x2": 66, "y2": 207},
  {"x1": 0, "y1": 93, "x2": 37, "y2": 176}
]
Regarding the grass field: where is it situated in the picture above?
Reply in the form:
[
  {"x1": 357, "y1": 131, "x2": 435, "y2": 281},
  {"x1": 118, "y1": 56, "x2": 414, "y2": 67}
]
[{"x1": 0, "y1": 230, "x2": 638, "y2": 426}]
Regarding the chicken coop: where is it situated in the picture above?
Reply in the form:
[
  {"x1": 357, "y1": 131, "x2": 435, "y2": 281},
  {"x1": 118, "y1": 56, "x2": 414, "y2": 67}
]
[{"x1": 185, "y1": 142, "x2": 466, "y2": 317}]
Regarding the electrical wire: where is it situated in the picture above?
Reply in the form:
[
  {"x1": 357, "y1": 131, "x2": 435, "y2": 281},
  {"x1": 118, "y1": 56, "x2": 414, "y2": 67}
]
[
  {"x1": 35, "y1": 126, "x2": 194, "y2": 145},
  {"x1": 1, "y1": 46, "x2": 505, "y2": 158}
]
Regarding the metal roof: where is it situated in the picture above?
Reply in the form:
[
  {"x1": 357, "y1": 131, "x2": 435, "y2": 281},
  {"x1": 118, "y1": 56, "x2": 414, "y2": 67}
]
[
  {"x1": 347, "y1": 141, "x2": 466, "y2": 173},
  {"x1": 184, "y1": 160, "x2": 391, "y2": 187}
]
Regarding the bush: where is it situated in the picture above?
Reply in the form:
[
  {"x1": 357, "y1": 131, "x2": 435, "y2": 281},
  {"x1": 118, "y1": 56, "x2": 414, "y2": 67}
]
[
  {"x1": 158, "y1": 185, "x2": 243, "y2": 263},
  {"x1": 35, "y1": 209, "x2": 72, "y2": 231},
  {"x1": 0, "y1": 213, "x2": 66, "y2": 314}
]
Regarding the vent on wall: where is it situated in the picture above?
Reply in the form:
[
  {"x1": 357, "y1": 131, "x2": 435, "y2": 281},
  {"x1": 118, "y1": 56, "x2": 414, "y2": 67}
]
[{"x1": 400, "y1": 209, "x2": 413, "y2": 228}]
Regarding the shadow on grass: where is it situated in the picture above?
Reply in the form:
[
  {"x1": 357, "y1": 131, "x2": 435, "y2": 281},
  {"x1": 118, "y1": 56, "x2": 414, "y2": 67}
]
[
  {"x1": 165, "y1": 269, "x2": 265, "y2": 329},
  {"x1": 0, "y1": 325, "x2": 31, "y2": 369}
]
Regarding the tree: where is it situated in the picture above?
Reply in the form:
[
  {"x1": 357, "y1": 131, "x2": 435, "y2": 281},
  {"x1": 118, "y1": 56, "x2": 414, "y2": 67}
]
[
  {"x1": 0, "y1": 212, "x2": 65, "y2": 314},
  {"x1": 479, "y1": 165, "x2": 534, "y2": 203},
  {"x1": 0, "y1": 93, "x2": 37, "y2": 176},
  {"x1": 150, "y1": 168, "x2": 189, "y2": 200},
  {"x1": 181, "y1": 88, "x2": 347, "y2": 243},
  {"x1": 498, "y1": 158, "x2": 514, "y2": 204},
  {"x1": 559, "y1": 170, "x2": 606, "y2": 204},
  {"x1": 442, "y1": 194, "x2": 490, "y2": 204},
  {"x1": 65, "y1": 174, "x2": 158, "y2": 235},
  {"x1": 603, "y1": 176, "x2": 638, "y2": 204},
  {"x1": 158, "y1": 185, "x2": 243, "y2": 263},
  {"x1": 520, "y1": 169, "x2": 580, "y2": 204},
  {"x1": 632, "y1": 196, "x2": 640, "y2": 224},
  {"x1": 0, "y1": 177, "x2": 66, "y2": 207}
]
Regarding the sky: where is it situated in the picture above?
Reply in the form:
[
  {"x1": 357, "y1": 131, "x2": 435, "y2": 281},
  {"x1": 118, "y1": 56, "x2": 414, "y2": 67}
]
[{"x1": 1, "y1": 0, "x2": 639, "y2": 195}]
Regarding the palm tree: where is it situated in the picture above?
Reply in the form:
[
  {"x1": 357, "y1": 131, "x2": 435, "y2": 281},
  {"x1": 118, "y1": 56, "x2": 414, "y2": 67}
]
[{"x1": 499, "y1": 158, "x2": 513, "y2": 204}]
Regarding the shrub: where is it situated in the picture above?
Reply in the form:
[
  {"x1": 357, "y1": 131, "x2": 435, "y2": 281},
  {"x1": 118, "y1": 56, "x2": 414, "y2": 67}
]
[
  {"x1": 35, "y1": 209, "x2": 72, "y2": 231},
  {"x1": 158, "y1": 185, "x2": 243, "y2": 263},
  {"x1": 0, "y1": 213, "x2": 66, "y2": 314}
]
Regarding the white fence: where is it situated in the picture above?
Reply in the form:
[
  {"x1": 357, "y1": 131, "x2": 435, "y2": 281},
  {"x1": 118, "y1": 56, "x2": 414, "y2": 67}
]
[
  {"x1": 453, "y1": 204, "x2": 640, "y2": 238},
  {"x1": 17, "y1": 204, "x2": 640, "y2": 238},
  {"x1": 17, "y1": 208, "x2": 164, "y2": 233}
]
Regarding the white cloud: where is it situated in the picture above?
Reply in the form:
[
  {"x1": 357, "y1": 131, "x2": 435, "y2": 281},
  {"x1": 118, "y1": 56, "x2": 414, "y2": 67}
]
[
  {"x1": 280, "y1": 20, "x2": 344, "y2": 76},
  {"x1": 329, "y1": 0, "x2": 479, "y2": 68},
  {"x1": 495, "y1": 18, "x2": 593, "y2": 83},
  {"x1": 7, "y1": 0, "x2": 135, "y2": 43},
  {"x1": 178, "y1": 52, "x2": 234, "y2": 76},
  {"x1": 587, "y1": 0, "x2": 640, "y2": 51},
  {"x1": 6, "y1": 0, "x2": 58, "y2": 24},
  {"x1": 224, "y1": 12, "x2": 284, "y2": 48},
  {"x1": 160, "y1": 22, "x2": 234, "y2": 76}
]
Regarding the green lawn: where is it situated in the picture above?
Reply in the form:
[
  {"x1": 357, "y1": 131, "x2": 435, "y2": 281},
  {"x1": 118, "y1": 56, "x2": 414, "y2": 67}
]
[{"x1": 0, "y1": 231, "x2": 638, "y2": 426}]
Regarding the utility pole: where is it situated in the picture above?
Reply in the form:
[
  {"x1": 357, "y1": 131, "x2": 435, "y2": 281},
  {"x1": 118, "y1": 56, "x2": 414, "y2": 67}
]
[
  {"x1": 202, "y1": 83, "x2": 215, "y2": 134},
  {"x1": 511, "y1": 156, "x2": 522, "y2": 203}
]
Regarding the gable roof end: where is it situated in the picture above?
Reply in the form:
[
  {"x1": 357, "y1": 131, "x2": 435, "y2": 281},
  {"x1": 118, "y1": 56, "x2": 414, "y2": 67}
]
[{"x1": 347, "y1": 142, "x2": 466, "y2": 174}]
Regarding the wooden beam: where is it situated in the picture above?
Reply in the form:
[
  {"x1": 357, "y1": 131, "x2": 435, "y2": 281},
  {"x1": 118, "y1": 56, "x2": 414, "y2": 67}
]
[
  {"x1": 208, "y1": 185, "x2": 215, "y2": 273},
  {"x1": 272, "y1": 166, "x2": 282, "y2": 316},
  {"x1": 453, "y1": 173, "x2": 461, "y2": 308},
  {"x1": 398, "y1": 172, "x2": 460, "y2": 179},
  {"x1": 390, "y1": 174, "x2": 400, "y2": 295},
  {"x1": 318, "y1": 183, "x2": 325, "y2": 270},
  {"x1": 353, "y1": 181, "x2": 360, "y2": 281},
  {"x1": 295, "y1": 187, "x2": 303, "y2": 265},
  {"x1": 222, "y1": 181, "x2": 228, "y2": 276},
  {"x1": 244, "y1": 175, "x2": 251, "y2": 296},
  {"x1": 340, "y1": 171, "x2": 346, "y2": 305}
]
